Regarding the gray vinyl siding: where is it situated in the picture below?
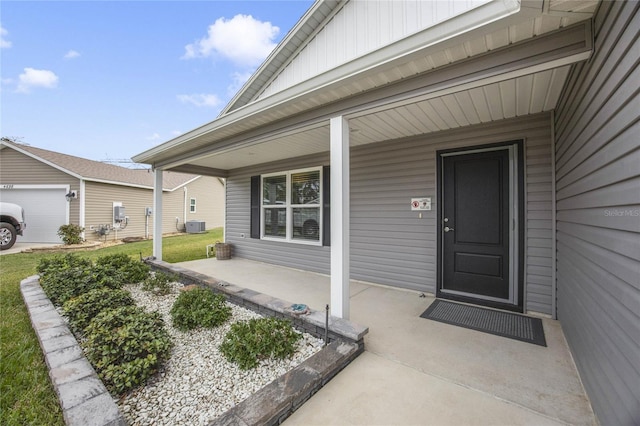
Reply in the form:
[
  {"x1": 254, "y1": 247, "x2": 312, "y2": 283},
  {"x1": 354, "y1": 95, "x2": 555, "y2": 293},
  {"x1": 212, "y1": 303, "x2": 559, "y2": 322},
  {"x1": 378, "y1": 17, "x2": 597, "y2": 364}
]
[
  {"x1": 350, "y1": 112, "x2": 554, "y2": 315},
  {"x1": 553, "y1": 2, "x2": 640, "y2": 425},
  {"x1": 226, "y1": 113, "x2": 554, "y2": 314},
  {"x1": 0, "y1": 147, "x2": 81, "y2": 225},
  {"x1": 226, "y1": 154, "x2": 331, "y2": 273}
]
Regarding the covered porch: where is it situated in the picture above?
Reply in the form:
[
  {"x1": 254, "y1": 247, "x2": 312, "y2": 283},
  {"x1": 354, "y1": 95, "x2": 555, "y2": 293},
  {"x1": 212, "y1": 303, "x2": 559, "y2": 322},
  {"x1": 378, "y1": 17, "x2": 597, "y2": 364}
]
[
  {"x1": 179, "y1": 257, "x2": 596, "y2": 425},
  {"x1": 141, "y1": 16, "x2": 595, "y2": 320},
  {"x1": 132, "y1": 1, "x2": 637, "y2": 422}
]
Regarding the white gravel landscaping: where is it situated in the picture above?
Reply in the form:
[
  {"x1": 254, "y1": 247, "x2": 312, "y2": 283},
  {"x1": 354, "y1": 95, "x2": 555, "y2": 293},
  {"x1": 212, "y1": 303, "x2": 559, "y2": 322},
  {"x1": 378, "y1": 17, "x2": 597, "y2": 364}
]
[{"x1": 118, "y1": 283, "x2": 324, "y2": 426}]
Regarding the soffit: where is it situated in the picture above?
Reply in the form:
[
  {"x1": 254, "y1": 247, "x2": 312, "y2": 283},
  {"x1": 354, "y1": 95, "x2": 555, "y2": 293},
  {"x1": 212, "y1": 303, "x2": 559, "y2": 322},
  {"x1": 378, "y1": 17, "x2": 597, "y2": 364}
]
[
  {"x1": 134, "y1": 1, "x2": 596, "y2": 173},
  {"x1": 183, "y1": 64, "x2": 571, "y2": 171}
]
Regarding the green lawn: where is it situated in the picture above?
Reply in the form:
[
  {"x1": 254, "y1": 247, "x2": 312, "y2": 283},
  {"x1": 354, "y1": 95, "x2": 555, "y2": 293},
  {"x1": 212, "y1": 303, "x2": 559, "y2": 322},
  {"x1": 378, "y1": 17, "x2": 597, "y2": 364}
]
[{"x1": 0, "y1": 228, "x2": 223, "y2": 425}]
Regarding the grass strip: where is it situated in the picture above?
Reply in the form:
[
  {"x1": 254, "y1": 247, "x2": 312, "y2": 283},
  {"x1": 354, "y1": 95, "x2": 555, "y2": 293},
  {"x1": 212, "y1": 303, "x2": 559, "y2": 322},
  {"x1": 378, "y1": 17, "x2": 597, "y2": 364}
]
[{"x1": 0, "y1": 228, "x2": 223, "y2": 425}]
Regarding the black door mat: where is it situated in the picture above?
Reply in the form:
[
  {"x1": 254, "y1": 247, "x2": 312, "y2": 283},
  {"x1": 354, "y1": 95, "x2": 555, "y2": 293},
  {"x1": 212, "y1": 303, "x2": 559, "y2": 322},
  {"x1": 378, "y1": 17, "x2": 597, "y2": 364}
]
[{"x1": 420, "y1": 299, "x2": 546, "y2": 346}]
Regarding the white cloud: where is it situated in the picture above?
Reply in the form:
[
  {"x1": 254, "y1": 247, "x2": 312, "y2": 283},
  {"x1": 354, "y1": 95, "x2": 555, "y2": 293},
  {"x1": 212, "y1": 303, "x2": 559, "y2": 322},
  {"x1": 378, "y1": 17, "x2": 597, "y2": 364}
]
[
  {"x1": 146, "y1": 133, "x2": 160, "y2": 141},
  {"x1": 64, "y1": 50, "x2": 80, "y2": 59},
  {"x1": 17, "y1": 68, "x2": 59, "y2": 93},
  {"x1": 177, "y1": 93, "x2": 222, "y2": 108},
  {"x1": 182, "y1": 14, "x2": 279, "y2": 67},
  {"x1": 227, "y1": 71, "x2": 253, "y2": 97},
  {"x1": 171, "y1": 130, "x2": 182, "y2": 136},
  {"x1": 1, "y1": 25, "x2": 11, "y2": 49}
]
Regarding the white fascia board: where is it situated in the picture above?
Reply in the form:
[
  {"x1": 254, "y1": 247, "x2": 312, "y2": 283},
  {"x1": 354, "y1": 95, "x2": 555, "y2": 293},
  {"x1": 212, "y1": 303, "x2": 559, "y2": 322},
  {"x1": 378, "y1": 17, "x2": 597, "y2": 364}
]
[{"x1": 132, "y1": 0, "x2": 526, "y2": 166}]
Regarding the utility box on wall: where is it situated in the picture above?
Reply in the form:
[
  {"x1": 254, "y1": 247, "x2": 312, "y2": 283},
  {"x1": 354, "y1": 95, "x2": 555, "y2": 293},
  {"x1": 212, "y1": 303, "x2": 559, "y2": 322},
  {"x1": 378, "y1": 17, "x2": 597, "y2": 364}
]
[
  {"x1": 186, "y1": 220, "x2": 205, "y2": 233},
  {"x1": 114, "y1": 205, "x2": 126, "y2": 222}
]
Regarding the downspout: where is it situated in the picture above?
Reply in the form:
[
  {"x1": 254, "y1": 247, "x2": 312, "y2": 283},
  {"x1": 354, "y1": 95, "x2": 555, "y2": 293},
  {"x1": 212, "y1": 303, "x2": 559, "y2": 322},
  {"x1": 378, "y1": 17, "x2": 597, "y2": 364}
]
[
  {"x1": 551, "y1": 111, "x2": 558, "y2": 320},
  {"x1": 183, "y1": 187, "x2": 188, "y2": 231},
  {"x1": 79, "y1": 179, "x2": 86, "y2": 240}
]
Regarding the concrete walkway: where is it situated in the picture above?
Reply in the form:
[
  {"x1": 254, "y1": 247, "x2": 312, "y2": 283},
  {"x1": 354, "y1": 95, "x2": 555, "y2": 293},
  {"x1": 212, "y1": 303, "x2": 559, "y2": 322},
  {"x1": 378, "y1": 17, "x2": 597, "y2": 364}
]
[
  {"x1": 179, "y1": 258, "x2": 597, "y2": 426},
  {"x1": 0, "y1": 242, "x2": 58, "y2": 255}
]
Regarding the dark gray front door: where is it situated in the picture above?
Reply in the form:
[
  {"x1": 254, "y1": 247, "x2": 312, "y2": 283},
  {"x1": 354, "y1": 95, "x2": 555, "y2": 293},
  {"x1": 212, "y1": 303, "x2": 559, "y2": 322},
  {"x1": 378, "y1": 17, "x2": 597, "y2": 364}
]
[{"x1": 441, "y1": 149, "x2": 511, "y2": 300}]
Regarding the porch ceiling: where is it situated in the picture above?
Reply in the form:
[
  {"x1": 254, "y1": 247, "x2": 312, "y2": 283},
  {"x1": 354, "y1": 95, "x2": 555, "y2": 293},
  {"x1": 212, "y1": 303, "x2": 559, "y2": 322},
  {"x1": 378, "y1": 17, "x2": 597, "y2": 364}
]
[
  {"x1": 142, "y1": 1, "x2": 597, "y2": 177},
  {"x1": 183, "y1": 65, "x2": 572, "y2": 172}
]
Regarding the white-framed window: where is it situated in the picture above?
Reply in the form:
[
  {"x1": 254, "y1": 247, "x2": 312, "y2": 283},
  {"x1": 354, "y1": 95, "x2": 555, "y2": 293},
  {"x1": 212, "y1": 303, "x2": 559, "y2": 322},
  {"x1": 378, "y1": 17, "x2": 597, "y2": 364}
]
[
  {"x1": 190, "y1": 198, "x2": 196, "y2": 213},
  {"x1": 261, "y1": 167, "x2": 321, "y2": 244}
]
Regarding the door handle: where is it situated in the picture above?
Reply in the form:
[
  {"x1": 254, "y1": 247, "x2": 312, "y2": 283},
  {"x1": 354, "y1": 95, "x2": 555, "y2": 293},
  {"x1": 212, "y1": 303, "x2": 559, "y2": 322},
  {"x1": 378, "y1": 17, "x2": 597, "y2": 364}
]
[{"x1": 444, "y1": 226, "x2": 454, "y2": 232}]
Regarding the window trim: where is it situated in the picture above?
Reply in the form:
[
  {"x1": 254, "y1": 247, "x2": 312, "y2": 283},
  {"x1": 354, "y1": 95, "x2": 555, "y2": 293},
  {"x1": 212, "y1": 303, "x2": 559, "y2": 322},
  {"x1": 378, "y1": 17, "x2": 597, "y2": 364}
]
[
  {"x1": 189, "y1": 197, "x2": 196, "y2": 213},
  {"x1": 260, "y1": 167, "x2": 322, "y2": 246}
]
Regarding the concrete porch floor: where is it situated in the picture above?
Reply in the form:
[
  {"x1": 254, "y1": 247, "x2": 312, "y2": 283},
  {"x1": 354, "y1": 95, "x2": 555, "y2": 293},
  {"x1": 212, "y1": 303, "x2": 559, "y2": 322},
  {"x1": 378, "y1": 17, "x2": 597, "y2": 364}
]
[{"x1": 178, "y1": 258, "x2": 597, "y2": 425}]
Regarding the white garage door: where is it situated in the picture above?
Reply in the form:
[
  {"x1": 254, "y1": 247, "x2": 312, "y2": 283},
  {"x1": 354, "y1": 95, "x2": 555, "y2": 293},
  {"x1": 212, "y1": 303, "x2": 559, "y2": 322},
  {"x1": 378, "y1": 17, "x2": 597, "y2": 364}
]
[{"x1": 1, "y1": 187, "x2": 67, "y2": 243}]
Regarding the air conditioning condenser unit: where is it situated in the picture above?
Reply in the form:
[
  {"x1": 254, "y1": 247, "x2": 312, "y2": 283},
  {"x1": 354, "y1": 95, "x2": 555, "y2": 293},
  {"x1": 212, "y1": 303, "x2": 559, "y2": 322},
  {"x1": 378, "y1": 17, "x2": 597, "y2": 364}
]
[{"x1": 186, "y1": 220, "x2": 205, "y2": 233}]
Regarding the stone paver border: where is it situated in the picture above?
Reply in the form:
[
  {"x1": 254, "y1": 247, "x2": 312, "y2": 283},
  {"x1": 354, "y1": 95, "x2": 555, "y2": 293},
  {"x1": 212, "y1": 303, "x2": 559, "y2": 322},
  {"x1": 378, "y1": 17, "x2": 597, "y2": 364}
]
[
  {"x1": 20, "y1": 276, "x2": 126, "y2": 426},
  {"x1": 22, "y1": 261, "x2": 368, "y2": 426}
]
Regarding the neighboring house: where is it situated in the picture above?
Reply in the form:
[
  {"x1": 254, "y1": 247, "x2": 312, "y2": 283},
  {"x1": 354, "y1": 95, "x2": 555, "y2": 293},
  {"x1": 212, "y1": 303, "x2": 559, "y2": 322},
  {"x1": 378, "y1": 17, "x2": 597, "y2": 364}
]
[
  {"x1": 132, "y1": 1, "x2": 639, "y2": 424},
  {"x1": 0, "y1": 140, "x2": 224, "y2": 243}
]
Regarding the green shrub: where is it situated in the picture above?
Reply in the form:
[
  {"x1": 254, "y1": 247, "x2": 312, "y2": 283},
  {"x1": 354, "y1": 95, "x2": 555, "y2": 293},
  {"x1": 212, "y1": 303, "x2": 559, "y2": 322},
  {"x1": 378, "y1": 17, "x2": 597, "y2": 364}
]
[
  {"x1": 83, "y1": 306, "x2": 172, "y2": 395},
  {"x1": 219, "y1": 317, "x2": 302, "y2": 370},
  {"x1": 57, "y1": 224, "x2": 84, "y2": 245},
  {"x1": 42, "y1": 265, "x2": 127, "y2": 306},
  {"x1": 88, "y1": 263, "x2": 128, "y2": 288},
  {"x1": 62, "y1": 288, "x2": 136, "y2": 333},
  {"x1": 37, "y1": 254, "x2": 140, "y2": 306},
  {"x1": 38, "y1": 254, "x2": 94, "y2": 305},
  {"x1": 95, "y1": 253, "x2": 150, "y2": 283},
  {"x1": 170, "y1": 288, "x2": 231, "y2": 331},
  {"x1": 40, "y1": 265, "x2": 93, "y2": 306},
  {"x1": 37, "y1": 253, "x2": 92, "y2": 280},
  {"x1": 142, "y1": 271, "x2": 175, "y2": 295}
]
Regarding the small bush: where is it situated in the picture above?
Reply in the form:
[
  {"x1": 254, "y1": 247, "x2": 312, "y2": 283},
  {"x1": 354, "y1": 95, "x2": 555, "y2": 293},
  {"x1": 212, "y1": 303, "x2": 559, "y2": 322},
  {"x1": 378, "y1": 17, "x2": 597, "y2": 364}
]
[
  {"x1": 142, "y1": 271, "x2": 175, "y2": 295},
  {"x1": 62, "y1": 288, "x2": 136, "y2": 333},
  {"x1": 89, "y1": 263, "x2": 128, "y2": 288},
  {"x1": 38, "y1": 254, "x2": 94, "y2": 305},
  {"x1": 37, "y1": 253, "x2": 92, "y2": 280},
  {"x1": 219, "y1": 317, "x2": 302, "y2": 370},
  {"x1": 95, "y1": 254, "x2": 150, "y2": 283},
  {"x1": 37, "y1": 254, "x2": 142, "y2": 306},
  {"x1": 170, "y1": 288, "x2": 231, "y2": 331},
  {"x1": 40, "y1": 265, "x2": 93, "y2": 306},
  {"x1": 83, "y1": 306, "x2": 172, "y2": 395},
  {"x1": 57, "y1": 224, "x2": 84, "y2": 245}
]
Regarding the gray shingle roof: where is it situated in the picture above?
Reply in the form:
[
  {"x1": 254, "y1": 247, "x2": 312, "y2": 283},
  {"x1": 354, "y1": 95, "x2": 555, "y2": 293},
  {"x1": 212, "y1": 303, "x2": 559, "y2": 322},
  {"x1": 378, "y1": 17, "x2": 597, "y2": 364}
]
[{"x1": 1, "y1": 140, "x2": 199, "y2": 190}]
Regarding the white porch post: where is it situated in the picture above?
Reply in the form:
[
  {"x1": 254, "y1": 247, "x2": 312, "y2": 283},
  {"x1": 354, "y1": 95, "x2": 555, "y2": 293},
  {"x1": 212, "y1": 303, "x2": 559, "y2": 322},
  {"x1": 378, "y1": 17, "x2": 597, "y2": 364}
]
[
  {"x1": 330, "y1": 116, "x2": 350, "y2": 319},
  {"x1": 153, "y1": 169, "x2": 163, "y2": 261}
]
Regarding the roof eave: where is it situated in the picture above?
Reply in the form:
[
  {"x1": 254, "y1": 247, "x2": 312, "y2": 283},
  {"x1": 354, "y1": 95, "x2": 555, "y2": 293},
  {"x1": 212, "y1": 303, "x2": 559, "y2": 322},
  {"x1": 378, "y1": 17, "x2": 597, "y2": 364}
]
[
  {"x1": 0, "y1": 140, "x2": 84, "y2": 180},
  {"x1": 132, "y1": 0, "x2": 526, "y2": 167},
  {"x1": 220, "y1": 0, "x2": 342, "y2": 115}
]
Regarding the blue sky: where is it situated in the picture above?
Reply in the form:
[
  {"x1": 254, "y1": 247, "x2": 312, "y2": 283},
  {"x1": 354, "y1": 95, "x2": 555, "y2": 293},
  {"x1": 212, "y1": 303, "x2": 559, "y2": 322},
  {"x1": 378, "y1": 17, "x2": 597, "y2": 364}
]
[{"x1": 1, "y1": 1, "x2": 314, "y2": 165}]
